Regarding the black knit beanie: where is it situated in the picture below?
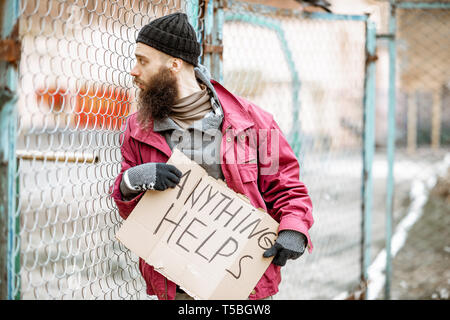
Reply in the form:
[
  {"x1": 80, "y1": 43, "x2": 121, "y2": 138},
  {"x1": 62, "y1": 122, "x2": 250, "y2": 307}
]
[{"x1": 136, "y1": 12, "x2": 201, "y2": 67}]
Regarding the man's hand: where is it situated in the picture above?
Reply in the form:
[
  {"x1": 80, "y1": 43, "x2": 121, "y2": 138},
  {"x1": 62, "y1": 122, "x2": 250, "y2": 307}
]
[
  {"x1": 120, "y1": 162, "x2": 182, "y2": 200},
  {"x1": 263, "y1": 230, "x2": 307, "y2": 266}
]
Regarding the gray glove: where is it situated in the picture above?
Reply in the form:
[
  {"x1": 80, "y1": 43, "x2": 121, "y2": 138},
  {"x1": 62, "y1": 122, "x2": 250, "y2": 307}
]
[
  {"x1": 263, "y1": 230, "x2": 307, "y2": 266},
  {"x1": 120, "y1": 162, "x2": 182, "y2": 200}
]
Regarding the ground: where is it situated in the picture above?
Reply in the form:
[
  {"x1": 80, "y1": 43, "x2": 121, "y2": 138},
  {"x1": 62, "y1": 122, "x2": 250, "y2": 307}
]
[{"x1": 390, "y1": 167, "x2": 450, "y2": 300}]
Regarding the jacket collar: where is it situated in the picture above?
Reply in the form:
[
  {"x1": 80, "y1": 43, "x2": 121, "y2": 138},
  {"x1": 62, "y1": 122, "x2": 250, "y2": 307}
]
[{"x1": 210, "y1": 79, "x2": 254, "y2": 134}]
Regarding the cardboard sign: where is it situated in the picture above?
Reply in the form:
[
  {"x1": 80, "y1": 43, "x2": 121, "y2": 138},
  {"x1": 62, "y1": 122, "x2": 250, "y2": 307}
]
[{"x1": 116, "y1": 148, "x2": 279, "y2": 300}]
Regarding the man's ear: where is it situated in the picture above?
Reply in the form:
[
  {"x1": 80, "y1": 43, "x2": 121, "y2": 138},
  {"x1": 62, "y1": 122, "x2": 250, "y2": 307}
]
[{"x1": 168, "y1": 57, "x2": 183, "y2": 73}]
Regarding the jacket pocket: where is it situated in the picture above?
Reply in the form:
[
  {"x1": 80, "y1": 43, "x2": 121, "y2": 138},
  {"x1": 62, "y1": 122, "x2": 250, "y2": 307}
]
[{"x1": 239, "y1": 163, "x2": 258, "y2": 183}]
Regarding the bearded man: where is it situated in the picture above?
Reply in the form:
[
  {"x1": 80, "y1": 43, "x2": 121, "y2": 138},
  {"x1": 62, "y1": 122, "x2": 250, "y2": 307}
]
[{"x1": 111, "y1": 12, "x2": 314, "y2": 300}]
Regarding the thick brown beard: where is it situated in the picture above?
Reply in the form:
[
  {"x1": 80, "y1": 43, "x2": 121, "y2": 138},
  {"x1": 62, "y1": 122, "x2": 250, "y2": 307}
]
[{"x1": 136, "y1": 65, "x2": 179, "y2": 130}]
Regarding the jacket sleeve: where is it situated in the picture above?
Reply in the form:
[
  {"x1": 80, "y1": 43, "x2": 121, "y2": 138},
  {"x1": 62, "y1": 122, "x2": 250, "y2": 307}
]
[
  {"x1": 110, "y1": 119, "x2": 145, "y2": 220},
  {"x1": 258, "y1": 118, "x2": 314, "y2": 252}
]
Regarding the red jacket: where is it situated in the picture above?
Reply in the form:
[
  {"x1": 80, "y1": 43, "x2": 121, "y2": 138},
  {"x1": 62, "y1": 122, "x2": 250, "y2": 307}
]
[{"x1": 111, "y1": 79, "x2": 314, "y2": 300}]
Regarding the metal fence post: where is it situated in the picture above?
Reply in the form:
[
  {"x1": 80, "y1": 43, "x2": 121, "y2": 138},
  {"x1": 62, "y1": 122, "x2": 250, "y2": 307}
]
[
  {"x1": 384, "y1": 0, "x2": 397, "y2": 300},
  {"x1": 199, "y1": 0, "x2": 224, "y2": 82},
  {"x1": 0, "y1": 0, "x2": 20, "y2": 300},
  {"x1": 186, "y1": 0, "x2": 199, "y2": 30},
  {"x1": 361, "y1": 17, "x2": 377, "y2": 299}
]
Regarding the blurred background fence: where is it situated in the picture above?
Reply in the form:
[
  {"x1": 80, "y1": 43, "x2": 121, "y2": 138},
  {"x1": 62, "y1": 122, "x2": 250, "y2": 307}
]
[
  {"x1": 0, "y1": 0, "x2": 448, "y2": 300},
  {"x1": 369, "y1": 0, "x2": 450, "y2": 300}
]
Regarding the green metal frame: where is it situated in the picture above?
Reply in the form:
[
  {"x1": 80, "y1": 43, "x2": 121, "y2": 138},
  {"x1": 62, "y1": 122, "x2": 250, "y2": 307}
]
[
  {"x1": 0, "y1": 0, "x2": 20, "y2": 300},
  {"x1": 397, "y1": 2, "x2": 450, "y2": 9},
  {"x1": 201, "y1": 0, "x2": 225, "y2": 83}
]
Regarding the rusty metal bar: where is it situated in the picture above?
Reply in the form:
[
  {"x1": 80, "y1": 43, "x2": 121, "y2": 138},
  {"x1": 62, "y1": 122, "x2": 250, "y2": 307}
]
[
  {"x1": 203, "y1": 44, "x2": 223, "y2": 54},
  {"x1": 16, "y1": 150, "x2": 99, "y2": 164},
  {"x1": 0, "y1": 20, "x2": 20, "y2": 69}
]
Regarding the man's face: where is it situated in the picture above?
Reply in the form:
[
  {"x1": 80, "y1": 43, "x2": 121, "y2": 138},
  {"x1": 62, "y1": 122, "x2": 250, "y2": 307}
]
[
  {"x1": 131, "y1": 42, "x2": 166, "y2": 88},
  {"x1": 130, "y1": 43, "x2": 180, "y2": 128}
]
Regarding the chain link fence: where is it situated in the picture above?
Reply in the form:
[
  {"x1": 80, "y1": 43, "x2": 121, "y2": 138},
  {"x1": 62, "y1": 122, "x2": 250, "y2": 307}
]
[
  {"x1": 396, "y1": 3, "x2": 449, "y2": 151},
  {"x1": 13, "y1": 0, "x2": 208, "y2": 300},
  {"x1": 4, "y1": 0, "x2": 374, "y2": 300},
  {"x1": 385, "y1": 1, "x2": 449, "y2": 299}
]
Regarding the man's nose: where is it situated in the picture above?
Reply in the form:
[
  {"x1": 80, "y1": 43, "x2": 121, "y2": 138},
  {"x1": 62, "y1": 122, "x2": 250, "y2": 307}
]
[{"x1": 130, "y1": 64, "x2": 139, "y2": 77}]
